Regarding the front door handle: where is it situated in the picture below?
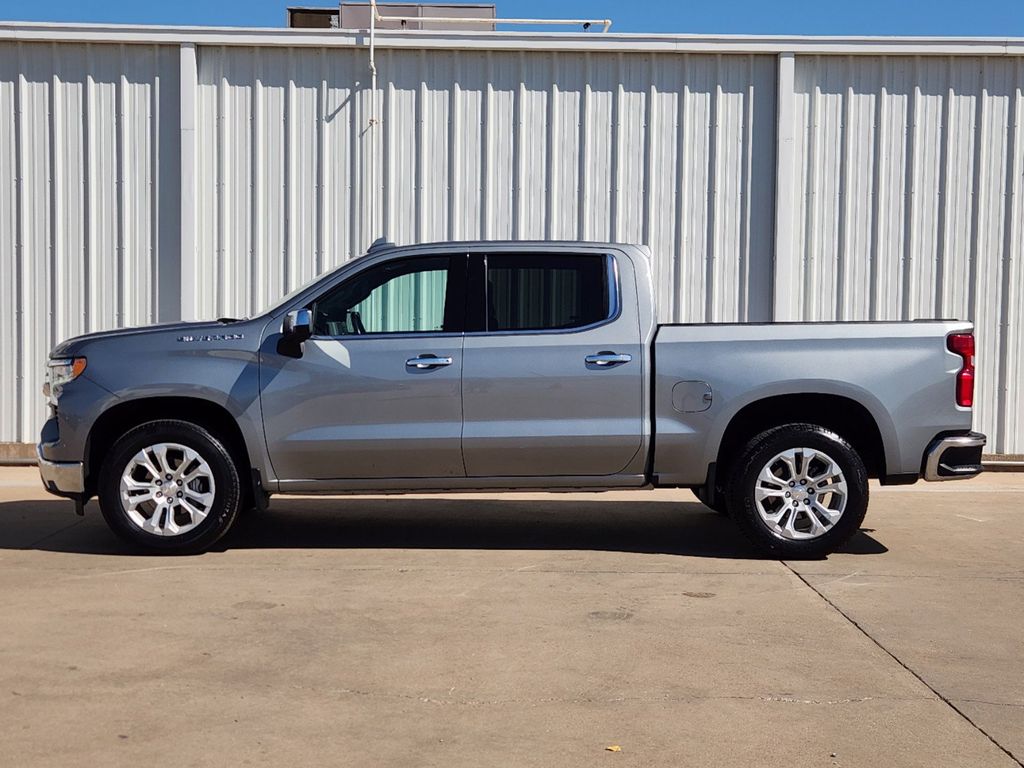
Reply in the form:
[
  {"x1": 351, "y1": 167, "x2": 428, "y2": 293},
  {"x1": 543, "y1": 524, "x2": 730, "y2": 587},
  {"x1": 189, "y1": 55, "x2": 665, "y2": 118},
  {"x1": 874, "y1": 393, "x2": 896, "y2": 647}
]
[
  {"x1": 585, "y1": 352, "x2": 632, "y2": 367},
  {"x1": 406, "y1": 354, "x2": 453, "y2": 369}
]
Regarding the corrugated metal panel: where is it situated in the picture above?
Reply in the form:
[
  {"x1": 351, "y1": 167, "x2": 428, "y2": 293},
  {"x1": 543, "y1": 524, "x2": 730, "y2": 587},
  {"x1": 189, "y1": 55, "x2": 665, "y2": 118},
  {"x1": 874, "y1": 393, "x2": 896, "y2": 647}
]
[
  {"x1": 193, "y1": 46, "x2": 777, "y2": 325},
  {"x1": 0, "y1": 41, "x2": 179, "y2": 443},
  {"x1": 789, "y1": 54, "x2": 1024, "y2": 452},
  {"x1": 4, "y1": 34, "x2": 1023, "y2": 455}
]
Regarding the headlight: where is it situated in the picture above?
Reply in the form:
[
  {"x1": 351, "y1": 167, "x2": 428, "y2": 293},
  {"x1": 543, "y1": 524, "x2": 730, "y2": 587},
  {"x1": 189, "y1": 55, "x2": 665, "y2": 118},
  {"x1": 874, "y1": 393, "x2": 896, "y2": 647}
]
[{"x1": 43, "y1": 357, "x2": 87, "y2": 405}]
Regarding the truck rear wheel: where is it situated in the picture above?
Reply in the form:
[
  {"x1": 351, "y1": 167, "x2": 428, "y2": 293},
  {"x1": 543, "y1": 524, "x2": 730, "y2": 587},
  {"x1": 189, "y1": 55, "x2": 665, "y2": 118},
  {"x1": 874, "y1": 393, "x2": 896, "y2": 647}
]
[
  {"x1": 97, "y1": 419, "x2": 243, "y2": 554},
  {"x1": 725, "y1": 423, "x2": 868, "y2": 559}
]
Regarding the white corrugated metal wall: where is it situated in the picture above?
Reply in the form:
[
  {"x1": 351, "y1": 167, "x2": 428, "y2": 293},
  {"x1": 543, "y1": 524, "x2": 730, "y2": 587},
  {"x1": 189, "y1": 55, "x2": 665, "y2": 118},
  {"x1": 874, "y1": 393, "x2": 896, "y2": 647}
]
[
  {"x1": 780, "y1": 55, "x2": 1024, "y2": 452},
  {"x1": 0, "y1": 40, "x2": 180, "y2": 447},
  {"x1": 1, "y1": 26, "x2": 1022, "y2": 455},
  {"x1": 192, "y1": 46, "x2": 776, "y2": 324}
]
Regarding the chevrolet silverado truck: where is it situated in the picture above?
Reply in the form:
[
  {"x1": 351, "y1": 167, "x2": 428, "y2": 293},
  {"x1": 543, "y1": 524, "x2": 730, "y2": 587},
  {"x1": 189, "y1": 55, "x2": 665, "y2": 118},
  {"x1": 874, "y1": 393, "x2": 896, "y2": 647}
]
[{"x1": 38, "y1": 241, "x2": 986, "y2": 557}]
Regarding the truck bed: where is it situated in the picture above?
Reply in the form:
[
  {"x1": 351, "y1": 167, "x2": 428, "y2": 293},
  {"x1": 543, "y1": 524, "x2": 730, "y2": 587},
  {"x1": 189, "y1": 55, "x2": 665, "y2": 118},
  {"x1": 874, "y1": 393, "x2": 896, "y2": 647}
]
[{"x1": 651, "y1": 320, "x2": 974, "y2": 485}]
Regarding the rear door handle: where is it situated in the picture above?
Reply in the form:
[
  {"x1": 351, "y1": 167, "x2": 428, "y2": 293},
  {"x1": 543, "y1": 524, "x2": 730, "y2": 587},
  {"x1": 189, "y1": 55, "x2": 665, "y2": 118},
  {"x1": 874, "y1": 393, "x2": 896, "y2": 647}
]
[
  {"x1": 406, "y1": 354, "x2": 453, "y2": 369},
  {"x1": 585, "y1": 352, "x2": 632, "y2": 367}
]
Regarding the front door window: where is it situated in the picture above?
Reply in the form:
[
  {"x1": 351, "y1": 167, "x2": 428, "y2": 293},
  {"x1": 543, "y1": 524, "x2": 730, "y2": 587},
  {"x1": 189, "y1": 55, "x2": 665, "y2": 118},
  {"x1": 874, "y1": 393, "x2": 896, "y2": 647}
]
[{"x1": 312, "y1": 256, "x2": 456, "y2": 336}]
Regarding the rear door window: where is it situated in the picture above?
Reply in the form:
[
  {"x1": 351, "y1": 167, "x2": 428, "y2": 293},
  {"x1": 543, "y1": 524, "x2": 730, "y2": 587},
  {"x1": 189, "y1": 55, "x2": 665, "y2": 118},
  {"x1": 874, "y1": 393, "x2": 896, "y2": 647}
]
[{"x1": 485, "y1": 254, "x2": 611, "y2": 332}]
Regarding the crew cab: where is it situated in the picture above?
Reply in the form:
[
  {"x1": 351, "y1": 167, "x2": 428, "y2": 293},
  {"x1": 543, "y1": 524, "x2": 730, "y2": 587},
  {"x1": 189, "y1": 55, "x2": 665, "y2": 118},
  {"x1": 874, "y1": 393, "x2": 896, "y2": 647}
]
[{"x1": 38, "y1": 241, "x2": 986, "y2": 557}]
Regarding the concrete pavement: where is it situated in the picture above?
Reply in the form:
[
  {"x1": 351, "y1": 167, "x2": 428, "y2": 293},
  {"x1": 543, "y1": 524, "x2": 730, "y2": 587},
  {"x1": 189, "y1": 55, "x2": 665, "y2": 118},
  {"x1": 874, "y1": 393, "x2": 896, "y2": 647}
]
[{"x1": 0, "y1": 467, "x2": 1021, "y2": 767}]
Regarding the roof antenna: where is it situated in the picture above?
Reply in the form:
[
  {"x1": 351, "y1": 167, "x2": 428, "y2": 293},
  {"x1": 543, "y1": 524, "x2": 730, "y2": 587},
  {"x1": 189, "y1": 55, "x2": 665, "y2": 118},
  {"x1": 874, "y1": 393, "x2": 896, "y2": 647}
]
[{"x1": 368, "y1": 237, "x2": 395, "y2": 253}]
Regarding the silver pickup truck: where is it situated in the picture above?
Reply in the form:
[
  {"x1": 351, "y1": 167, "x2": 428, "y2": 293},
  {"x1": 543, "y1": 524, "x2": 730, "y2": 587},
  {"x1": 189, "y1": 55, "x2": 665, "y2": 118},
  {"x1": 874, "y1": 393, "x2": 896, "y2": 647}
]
[{"x1": 38, "y1": 241, "x2": 985, "y2": 557}]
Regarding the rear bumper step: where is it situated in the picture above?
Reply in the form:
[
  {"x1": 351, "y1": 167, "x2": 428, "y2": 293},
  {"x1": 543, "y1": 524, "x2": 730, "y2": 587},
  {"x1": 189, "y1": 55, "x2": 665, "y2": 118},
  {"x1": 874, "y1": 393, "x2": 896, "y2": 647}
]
[{"x1": 923, "y1": 432, "x2": 986, "y2": 481}]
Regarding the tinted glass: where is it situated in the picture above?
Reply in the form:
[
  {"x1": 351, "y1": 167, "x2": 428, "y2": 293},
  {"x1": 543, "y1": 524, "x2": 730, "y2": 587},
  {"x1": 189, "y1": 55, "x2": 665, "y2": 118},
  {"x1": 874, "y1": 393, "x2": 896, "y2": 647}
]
[
  {"x1": 486, "y1": 254, "x2": 610, "y2": 332},
  {"x1": 312, "y1": 256, "x2": 452, "y2": 336}
]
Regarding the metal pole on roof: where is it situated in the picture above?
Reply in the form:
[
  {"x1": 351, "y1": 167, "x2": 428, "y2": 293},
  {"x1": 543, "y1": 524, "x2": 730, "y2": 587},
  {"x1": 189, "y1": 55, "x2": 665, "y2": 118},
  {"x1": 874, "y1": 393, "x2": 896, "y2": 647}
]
[
  {"x1": 367, "y1": 0, "x2": 380, "y2": 245},
  {"x1": 369, "y1": 0, "x2": 377, "y2": 93}
]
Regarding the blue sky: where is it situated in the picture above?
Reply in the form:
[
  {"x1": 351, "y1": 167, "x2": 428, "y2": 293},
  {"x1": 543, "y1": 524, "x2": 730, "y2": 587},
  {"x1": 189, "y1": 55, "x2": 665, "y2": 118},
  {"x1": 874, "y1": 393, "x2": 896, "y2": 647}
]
[{"x1": 0, "y1": 0, "x2": 1021, "y2": 37}]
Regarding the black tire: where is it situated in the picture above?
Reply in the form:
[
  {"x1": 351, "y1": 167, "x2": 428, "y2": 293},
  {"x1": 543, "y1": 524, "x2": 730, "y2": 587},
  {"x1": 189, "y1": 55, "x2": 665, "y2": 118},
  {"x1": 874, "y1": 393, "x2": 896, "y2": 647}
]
[
  {"x1": 693, "y1": 486, "x2": 729, "y2": 516},
  {"x1": 98, "y1": 419, "x2": 243, "y2": 554},
  {"x1": 725, "y1": 423, "x2": 869, "y2": 559}
]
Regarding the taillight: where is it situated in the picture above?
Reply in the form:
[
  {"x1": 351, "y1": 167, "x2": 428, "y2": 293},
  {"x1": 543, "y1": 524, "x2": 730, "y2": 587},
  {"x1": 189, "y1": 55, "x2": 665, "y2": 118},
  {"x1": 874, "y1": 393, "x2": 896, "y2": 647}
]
[{"x1": 947, "y1": 333, "x2": 975, "y2": 407}]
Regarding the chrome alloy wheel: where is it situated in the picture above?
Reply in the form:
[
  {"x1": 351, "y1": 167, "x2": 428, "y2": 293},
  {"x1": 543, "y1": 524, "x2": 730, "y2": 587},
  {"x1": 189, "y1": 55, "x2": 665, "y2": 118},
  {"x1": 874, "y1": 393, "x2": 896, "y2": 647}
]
[
  {"x1": 119, "y1": 443, "x2": 216, "y2": 536},
  {"x1": 753, "y1": 447, "x2": 848, "y2": 541}
]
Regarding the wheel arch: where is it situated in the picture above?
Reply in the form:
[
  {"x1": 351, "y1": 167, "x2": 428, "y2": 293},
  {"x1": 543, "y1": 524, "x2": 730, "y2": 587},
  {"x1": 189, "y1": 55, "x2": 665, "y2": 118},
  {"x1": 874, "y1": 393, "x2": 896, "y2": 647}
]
[
  {"x1": 713, "y1": 392, "x2": 889, "y2": 484},
  {"x1": 85, "y1": 396, "x2": 253, "y2": 497}
]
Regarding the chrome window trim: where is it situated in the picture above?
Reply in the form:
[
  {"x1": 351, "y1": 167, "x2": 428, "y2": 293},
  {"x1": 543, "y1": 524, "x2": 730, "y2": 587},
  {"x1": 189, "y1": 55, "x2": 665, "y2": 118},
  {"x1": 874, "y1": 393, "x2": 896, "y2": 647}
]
[
  {"x1": 467, "y1": 253, "x2": 621, "y2": 338},
  {"x1": 308, "y1": 331, "x2": 465, "y2": 342}
]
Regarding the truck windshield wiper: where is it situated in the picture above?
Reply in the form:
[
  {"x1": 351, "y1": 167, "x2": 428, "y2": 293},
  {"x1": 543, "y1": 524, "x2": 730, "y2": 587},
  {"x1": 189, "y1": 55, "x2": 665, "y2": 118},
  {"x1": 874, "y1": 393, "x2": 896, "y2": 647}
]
[{"x1": 217, "y1": 317, "x2": 243, "y2": 324}]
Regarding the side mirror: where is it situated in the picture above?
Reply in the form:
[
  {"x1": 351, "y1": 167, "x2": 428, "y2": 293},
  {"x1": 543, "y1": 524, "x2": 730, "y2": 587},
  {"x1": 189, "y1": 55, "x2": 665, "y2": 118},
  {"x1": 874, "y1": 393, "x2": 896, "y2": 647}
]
[
  {"x1": 278, "y1": 308, "x2": 313, "y2": 358},
  {"x1": 283, "y1": 308, "x2": 313, "y2": 340}
]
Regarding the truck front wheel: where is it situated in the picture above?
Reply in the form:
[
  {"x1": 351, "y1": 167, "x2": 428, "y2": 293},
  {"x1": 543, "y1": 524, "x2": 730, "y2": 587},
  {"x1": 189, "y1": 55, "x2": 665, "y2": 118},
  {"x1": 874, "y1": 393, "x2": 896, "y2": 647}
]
[
  {"x1": 97, "y1": 419, "x2": 243, "y2": 554},
  {"x1": 725, "y1": 423, "x2": 868, "y2": 559}
]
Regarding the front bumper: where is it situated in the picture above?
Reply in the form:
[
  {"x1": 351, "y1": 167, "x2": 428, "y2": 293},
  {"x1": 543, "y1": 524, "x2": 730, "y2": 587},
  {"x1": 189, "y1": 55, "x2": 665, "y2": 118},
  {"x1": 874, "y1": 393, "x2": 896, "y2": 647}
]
[
  {"x1": 923, "y1": 432, "x2": 986, "y2": 481},
  {"x1": 37, "y1": 443, "x2": 85, "y2": 496}
]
